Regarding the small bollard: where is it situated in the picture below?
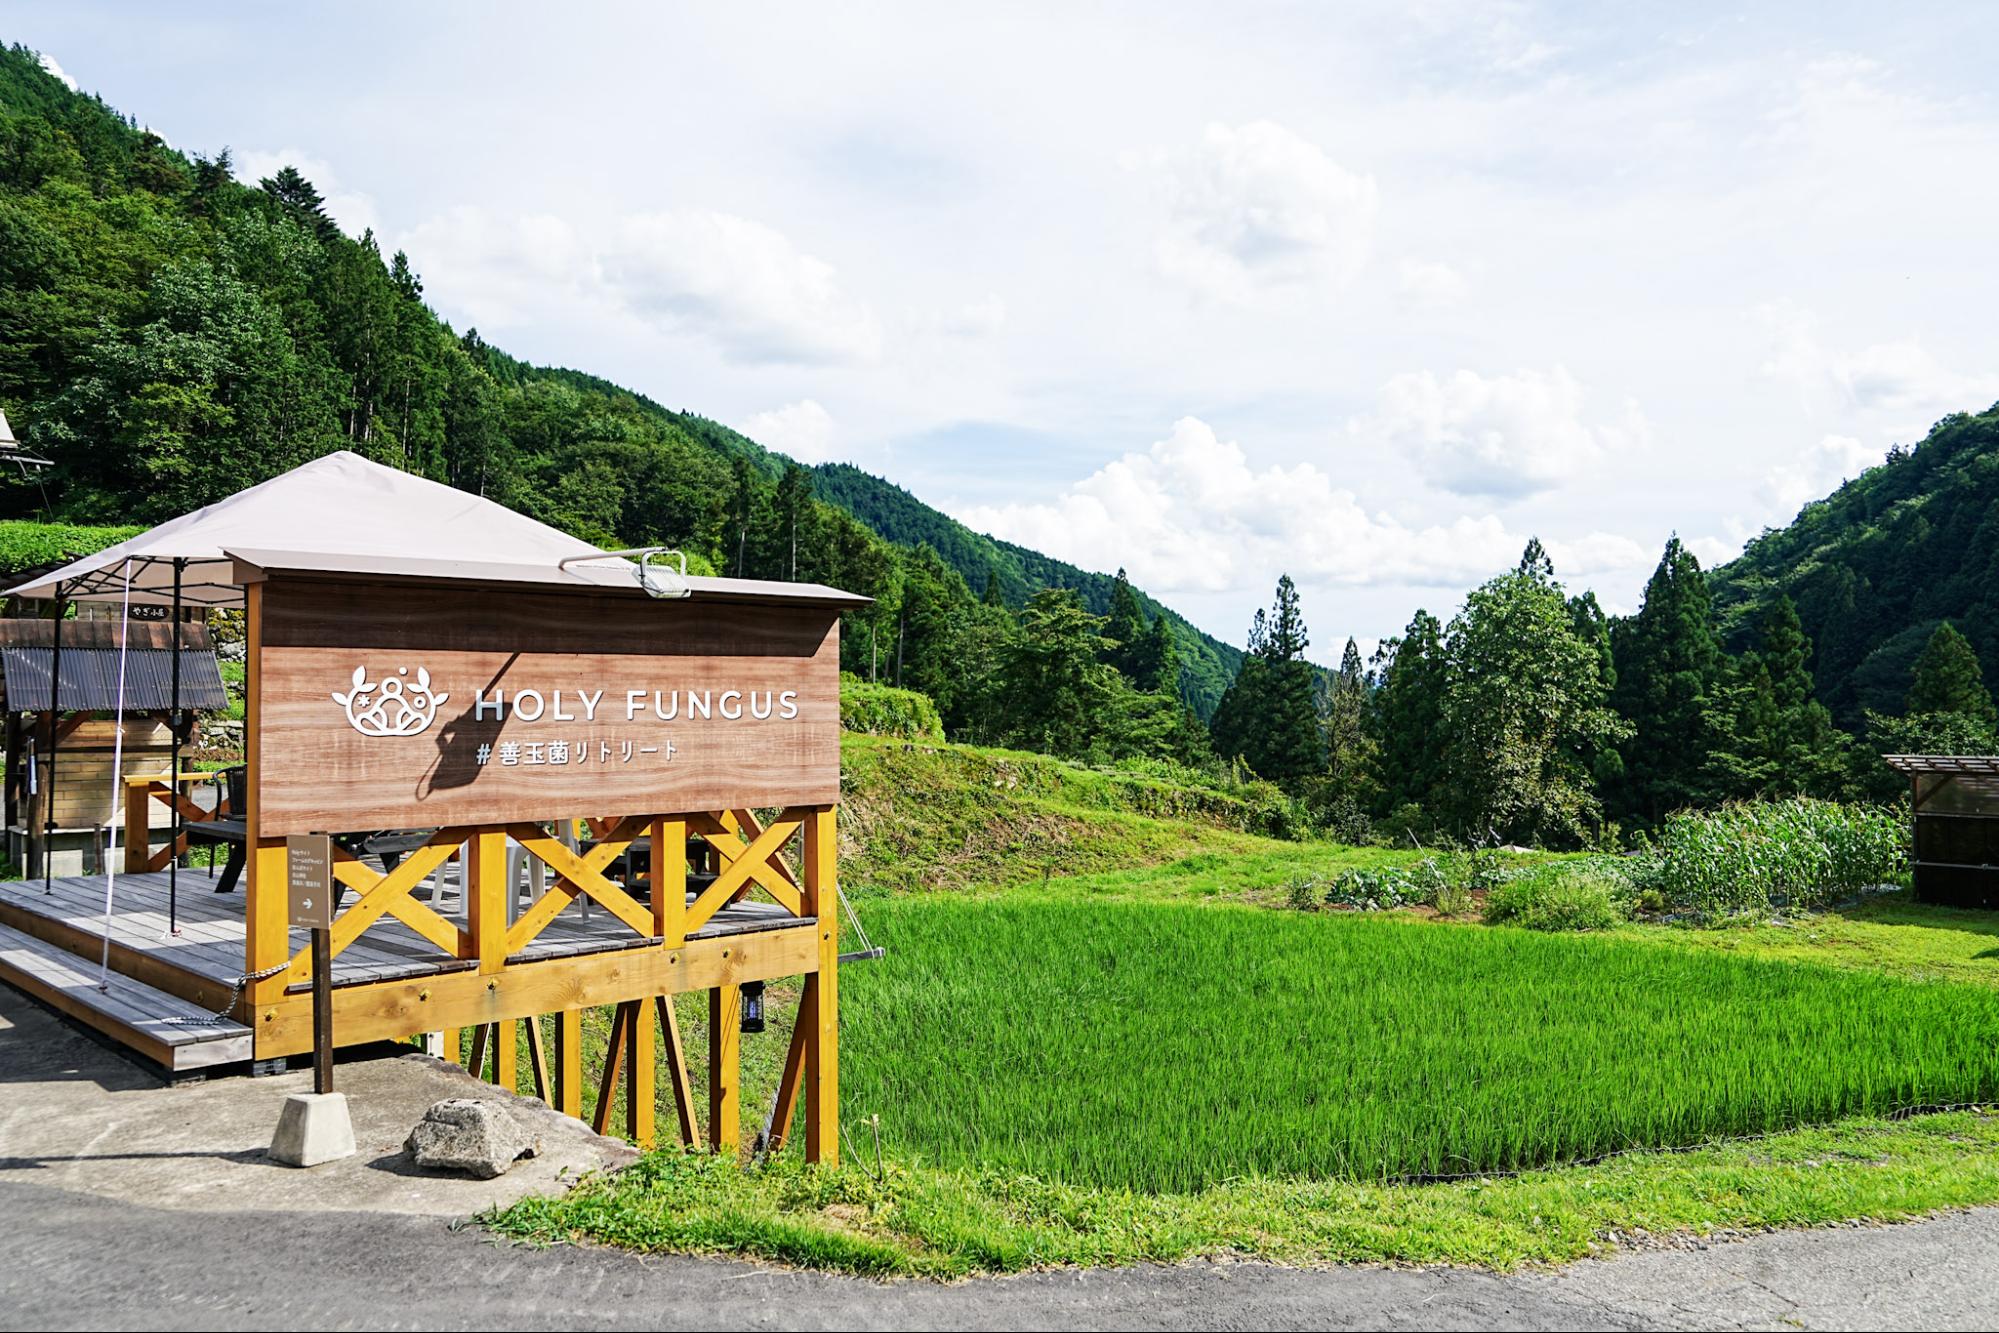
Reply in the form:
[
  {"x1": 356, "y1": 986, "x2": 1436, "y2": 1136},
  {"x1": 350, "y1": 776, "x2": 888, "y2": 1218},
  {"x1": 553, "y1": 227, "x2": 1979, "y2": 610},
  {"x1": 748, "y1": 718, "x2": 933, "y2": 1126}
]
[{"x1": 269, "y1": 1091, "x2": 357, "y2": 1167}]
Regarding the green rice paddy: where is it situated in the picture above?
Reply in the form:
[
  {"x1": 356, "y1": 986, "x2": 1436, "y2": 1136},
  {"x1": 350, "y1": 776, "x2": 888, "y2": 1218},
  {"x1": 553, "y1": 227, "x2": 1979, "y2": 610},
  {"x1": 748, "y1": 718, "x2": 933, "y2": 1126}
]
[{"x1": 837, "y1": 897, "x2": 1999, "y2": 1191}]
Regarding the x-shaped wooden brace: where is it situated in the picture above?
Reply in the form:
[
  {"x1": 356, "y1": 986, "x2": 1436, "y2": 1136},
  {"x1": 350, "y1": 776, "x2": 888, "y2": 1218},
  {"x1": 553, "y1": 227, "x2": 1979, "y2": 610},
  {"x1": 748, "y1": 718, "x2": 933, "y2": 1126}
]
[
  {"x1": 685, "y1": 809, "x2": 804, "y2": 932},
  {"x1": 503, "y1": 814, "x2": 654, "y2": 954},
  {"x1": 282, "y1": 834, "x2": 467, "y2": 986}
]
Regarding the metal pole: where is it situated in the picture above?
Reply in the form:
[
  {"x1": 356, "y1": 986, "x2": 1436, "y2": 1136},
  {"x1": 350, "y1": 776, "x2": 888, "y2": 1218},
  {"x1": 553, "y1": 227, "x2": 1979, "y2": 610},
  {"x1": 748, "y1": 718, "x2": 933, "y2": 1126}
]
[
  {"x1": 41, "y1": 584, "x2": 65, "y2": 893},
  {"x1": 168, "y1": 558, "x2": 185, "y2": 935},
  {"x1": 311, "y1": 925, "x2": 334, "y2": 1094}
]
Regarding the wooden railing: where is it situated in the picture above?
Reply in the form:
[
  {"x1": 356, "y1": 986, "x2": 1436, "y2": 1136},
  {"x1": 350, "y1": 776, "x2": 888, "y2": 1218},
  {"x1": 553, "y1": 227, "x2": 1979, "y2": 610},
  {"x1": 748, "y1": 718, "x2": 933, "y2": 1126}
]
[
  {"x1": 232, "y1": 805, "x2": 840, "y2": 1162},
  {"x1": 121, "y1": 771, "x2": 227, "y2": 873}
]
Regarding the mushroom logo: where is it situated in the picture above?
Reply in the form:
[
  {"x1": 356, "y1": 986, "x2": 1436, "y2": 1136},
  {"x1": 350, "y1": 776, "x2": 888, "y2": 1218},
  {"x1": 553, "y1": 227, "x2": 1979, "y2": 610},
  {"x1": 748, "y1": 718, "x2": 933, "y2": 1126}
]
[{"x1": 333, "y1": 666, "x2": 449, "y2": 737}]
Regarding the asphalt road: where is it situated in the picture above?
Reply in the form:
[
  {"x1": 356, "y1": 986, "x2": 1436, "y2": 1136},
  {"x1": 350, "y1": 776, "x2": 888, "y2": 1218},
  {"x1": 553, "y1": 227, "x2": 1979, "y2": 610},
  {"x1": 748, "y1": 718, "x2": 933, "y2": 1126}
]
[
  {"x1": 5, "y1": 984, "x2": 1997, "y2": 1331},
  {"x1": 4, "y1": 1178, "x2": 1997, "y2": 1331}
]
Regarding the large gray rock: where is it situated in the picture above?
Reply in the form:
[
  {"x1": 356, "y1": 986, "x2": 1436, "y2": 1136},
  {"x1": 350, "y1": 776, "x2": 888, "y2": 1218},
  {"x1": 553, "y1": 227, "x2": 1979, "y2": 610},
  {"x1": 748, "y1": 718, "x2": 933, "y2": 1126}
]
[{"x1": 404, "y1": 1098, "x2": 542, "y2": 1178}]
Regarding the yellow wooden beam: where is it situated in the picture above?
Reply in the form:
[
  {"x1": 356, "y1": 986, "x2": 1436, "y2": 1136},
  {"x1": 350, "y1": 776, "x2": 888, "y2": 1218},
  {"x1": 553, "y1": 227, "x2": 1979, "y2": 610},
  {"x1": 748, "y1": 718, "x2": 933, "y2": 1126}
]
[
  {"x1": 765, "y1": 989, "x2": 810, "y2": 1157},
  {"x1": 591, "y1": 1002, "x2": 631, "y2": 1137},
  {"x1": 709, "y1": 983, "x2": 741, "y2": 1158},
  {"x1": 686, "y1": 814, "x2": 802, "y2": 934},
  {"x1": 627, "y1": 992, "x2": 656, "y2": 1149},
  {"x1": 651, "y1": 817, "x2": 687, "y2": 948},
  {"x1": 253, "y1": 912, "x2": 819, "y2": 1056},
  {"x1": 466, "y1": 831, "x2": 509, "y2": 974},
  {"x1": 494, "y1": 1016, "x2": 518, "y2": 1092},
  {"x1": 803, "y1": 805, "x2": 839, "y2": 1166},
  {"x1": 555, "y1": 1009, "x2": 583, "y2": 1117},
  {"x1": 657, "y1": 994, "x2": 698, "y2": 1148}
]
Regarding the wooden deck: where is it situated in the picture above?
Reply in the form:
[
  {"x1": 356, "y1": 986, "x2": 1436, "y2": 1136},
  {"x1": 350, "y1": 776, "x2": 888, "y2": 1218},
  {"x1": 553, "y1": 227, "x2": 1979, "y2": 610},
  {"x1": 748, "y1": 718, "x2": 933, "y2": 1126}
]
[
  {"x1": 0, "y1": 863, "x2": 814, "y2": 1060},
  {"x1": 0, "y1": 920, "x2": 252, "y2": 1073}
]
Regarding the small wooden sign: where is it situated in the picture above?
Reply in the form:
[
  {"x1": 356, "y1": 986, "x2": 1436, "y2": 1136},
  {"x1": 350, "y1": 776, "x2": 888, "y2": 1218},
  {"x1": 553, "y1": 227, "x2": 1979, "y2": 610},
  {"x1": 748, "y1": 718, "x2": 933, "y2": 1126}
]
[{"x1": 286, "y1": 832, "x2": 334, "y2": 929}]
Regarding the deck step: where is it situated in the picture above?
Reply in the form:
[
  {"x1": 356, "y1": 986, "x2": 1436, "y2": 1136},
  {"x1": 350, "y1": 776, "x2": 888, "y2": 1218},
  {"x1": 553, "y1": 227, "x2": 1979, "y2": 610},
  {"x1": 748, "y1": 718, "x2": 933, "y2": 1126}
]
[{"x1": 0, "y1": 921, "x2": 252, "y2": 1073}]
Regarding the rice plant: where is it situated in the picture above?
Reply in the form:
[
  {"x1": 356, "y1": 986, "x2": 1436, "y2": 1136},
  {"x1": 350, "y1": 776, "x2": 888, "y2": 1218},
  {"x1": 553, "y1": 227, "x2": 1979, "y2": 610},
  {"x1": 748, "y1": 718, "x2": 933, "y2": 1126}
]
[{"x1": 839, "y1": 896, "x2": 1999, "y2": 1191}]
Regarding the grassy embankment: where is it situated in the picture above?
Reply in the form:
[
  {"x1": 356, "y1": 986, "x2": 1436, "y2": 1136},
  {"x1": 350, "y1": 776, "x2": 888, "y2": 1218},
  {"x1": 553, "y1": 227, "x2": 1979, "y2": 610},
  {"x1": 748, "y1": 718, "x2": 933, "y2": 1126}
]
[{"x1": 492, "y1": 730, "x2": 1999, "y2": 1275}]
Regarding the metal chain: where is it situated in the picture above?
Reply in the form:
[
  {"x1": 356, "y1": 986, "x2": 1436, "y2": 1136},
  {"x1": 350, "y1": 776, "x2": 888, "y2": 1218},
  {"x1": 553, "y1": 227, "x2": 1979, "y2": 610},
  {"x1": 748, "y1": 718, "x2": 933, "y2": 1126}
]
[{"x1": 156, "y1": 959, "x2": 292, "y2": 1028}]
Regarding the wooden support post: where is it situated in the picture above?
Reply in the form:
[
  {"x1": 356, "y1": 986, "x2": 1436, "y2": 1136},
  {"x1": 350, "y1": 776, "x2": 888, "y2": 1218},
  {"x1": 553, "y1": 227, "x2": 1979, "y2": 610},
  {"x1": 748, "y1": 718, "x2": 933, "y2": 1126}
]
[
  {"x1": 243, "y1": 587, "x2": 290, "y2": 1019},
  {"x1": 709, "y1": 983, "x2": 741, "y2": 1158},
  {"x1": 525, "y1": 1014, "x2": 553, "y2": 1104},
  {"x1": 123, "y1": 778, "x2": 149, "y2": 874},
  {"x1": 494, "y1": 1016, "x2": 518, "y2": 1092},
  {"x1": 591, "y1": 1001, "x2": 634, "y2": 1136},
  {"x1": 764, "y1": 991, "x2": 811, "y2": 1156},
  {"x1": 468, "y1": 1022, "x2": 491, "y2": 1081},
  {"x1": 802, "y1": 805, "x2": 839, "y2": 1165},
  {"x1": 656, "y1": 995, "x2": 698, "y2": 1147},
  {"x1": 466, "y1": 829, "x2": 508, "y2": 973},
  {"x1": 437, "y1": 1026, "x2": 461, "y2": 1067},
  {"x1": 626, "y1": 992, "x2": 656, "y2": 1149},
  {"x1": 555, "y1": 1009, "x2": 583, "y2": 1118},
  {"x1": 652, "y1": 817, "x2": 686, "y2": 948}
]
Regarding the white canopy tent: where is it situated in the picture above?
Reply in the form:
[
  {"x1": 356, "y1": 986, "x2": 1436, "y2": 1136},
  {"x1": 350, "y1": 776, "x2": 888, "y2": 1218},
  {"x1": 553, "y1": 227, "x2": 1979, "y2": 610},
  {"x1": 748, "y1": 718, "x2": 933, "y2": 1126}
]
[
  {"x1": 4, "y1": 450, "x2": 621, "y2": 608},
  {"x1": 1, "y1": 450, "x2": 637, "y2": 911}
]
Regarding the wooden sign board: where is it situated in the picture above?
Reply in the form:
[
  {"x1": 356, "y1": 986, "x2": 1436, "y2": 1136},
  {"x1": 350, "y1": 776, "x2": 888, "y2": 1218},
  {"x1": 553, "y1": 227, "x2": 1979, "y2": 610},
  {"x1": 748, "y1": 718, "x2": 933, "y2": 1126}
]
[
  {"x1": 286, "y1": 832, "x2": 333, "y2": 927},
  {"x1": 252, "y1": 577, "x2": 842, "y2": 836}
]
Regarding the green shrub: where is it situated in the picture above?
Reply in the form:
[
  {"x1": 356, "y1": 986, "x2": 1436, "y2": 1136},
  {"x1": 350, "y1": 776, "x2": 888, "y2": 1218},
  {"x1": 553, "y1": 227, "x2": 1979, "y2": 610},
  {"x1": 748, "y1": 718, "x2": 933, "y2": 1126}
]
[
  {"x1": 0, "y1": 519, "x2": 143, "y2": 573},
  {"x1": 839, "y1": 676, "x2": 944, "y2": 740},
  {"x1": 1431, "y1": 875, "x2": 1475, "y2": 918},
  {"x1": 1483, "y1": 865, "x2": 1627, "y2": 931},
  {"x1": 1647, "y1": 798, "x2": 1908, "y2": 923}
]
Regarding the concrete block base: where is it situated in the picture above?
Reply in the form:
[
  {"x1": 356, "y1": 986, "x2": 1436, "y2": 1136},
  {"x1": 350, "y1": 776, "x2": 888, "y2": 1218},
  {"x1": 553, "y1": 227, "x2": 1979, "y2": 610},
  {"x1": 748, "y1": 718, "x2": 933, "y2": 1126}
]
[{"x1": 269, "y1": 1091, "x2": 357, "y2": 1168}]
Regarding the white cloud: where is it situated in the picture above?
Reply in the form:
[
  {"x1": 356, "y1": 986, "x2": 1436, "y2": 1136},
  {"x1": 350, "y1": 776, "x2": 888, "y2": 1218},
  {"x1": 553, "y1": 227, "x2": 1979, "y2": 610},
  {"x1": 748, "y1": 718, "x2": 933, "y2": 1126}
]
[
  {"x1": 1760, "y1": 433, "x2": 1880, "y2": 517},
  {"x1": 1756, "y1": 305, "x2": 1999, "y2": 420},
  {"x1": 37, "y1": 53, "x2": 78, "y2": 92},
  {"x1": 601, "y1": 211, "x2": 881, "y2": 365},
  {"x1": 936, "y1": 294, "x2": 1007, "y2": 337},
  {"x1": 397, "y1": 206, "x2": 879, "y2": 364},
  {"x1": 738, "y1": 399, "x2": 839, "y2": 463},
  {"x1": 1150, "y1": 120, "x2": 1378, "y2": 303},
  {"x1": 955, "y1": 416, "x2": 1649, "y2": 599},
  {"x1": 235, "y1": 147, "x2": 379, "y2": 237},
  {"x1": 397, "y1": 207, "x2": 590, "y2": 329},
  {"x1": 1397, "y1": 258, "x2": 1467, "y2": 307},
  {"x1": 1350, "y1": 366, "x2": 1648, "y2": 499}
]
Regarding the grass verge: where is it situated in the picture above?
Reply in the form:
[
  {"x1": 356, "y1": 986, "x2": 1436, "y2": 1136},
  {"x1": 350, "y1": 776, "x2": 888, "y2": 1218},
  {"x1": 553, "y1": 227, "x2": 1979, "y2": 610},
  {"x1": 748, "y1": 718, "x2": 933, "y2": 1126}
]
[{"x1": 489, "y1": 1106, "x2": 1999, "y2": 1276}]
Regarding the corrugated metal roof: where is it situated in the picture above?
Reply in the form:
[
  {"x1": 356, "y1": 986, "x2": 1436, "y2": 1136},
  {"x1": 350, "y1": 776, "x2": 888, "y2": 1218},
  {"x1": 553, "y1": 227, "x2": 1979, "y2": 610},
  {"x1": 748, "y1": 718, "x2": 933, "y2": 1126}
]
[
  {"x1": 0, "y1": 645, "x2": 229, "y2": 712},
  {"x1": 1884, "y1": 755, "x2": 1999, "y2": 776}
]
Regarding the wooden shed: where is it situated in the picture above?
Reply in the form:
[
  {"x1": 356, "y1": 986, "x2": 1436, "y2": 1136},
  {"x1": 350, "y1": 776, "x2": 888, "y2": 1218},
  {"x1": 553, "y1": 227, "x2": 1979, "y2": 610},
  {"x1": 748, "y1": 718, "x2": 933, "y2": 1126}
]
[
  {"x1": 1884, "y1": 754, "x2": 1999, "y2": 909},
  {"x1": 0, "y1": 619, "x2": 227, "y2": 875}
]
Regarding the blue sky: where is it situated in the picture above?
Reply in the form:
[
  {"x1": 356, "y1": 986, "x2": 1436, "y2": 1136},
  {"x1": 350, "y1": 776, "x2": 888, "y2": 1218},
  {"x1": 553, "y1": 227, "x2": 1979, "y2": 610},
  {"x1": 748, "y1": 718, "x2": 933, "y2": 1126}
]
[{"x1": 12, "y1": 3, "x2": 1999, "y2": 652}]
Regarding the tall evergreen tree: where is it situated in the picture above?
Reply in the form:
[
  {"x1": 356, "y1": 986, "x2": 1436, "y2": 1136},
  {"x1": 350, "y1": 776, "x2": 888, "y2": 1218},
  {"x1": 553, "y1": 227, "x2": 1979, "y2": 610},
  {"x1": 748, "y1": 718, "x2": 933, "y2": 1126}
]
[
  {"x1": 1325, "y1": 637, "x2": 1369, "y2": 781},
  {"x1": 1210, "y1": 574, "x2": 1322, "y2": 785},
  {"x1": 1907, "y1": 621, "x2": 1998, "y2": 725},
  {"x1": 1135, "y1": 612, "x2": 1178, "y2": 695},
  {"x1": 1370, "y1": 608, "x2": 1448, "y2": 816},
  {"x1": 1610, "y1": 536, "x2": 1726, "y2": 827},
  {"x1": 1103, "y1": 567, "x2": 1148, "y2": 681},
  {"x1": 259, "y1": 164, "x2": 337, "y2": 240}
]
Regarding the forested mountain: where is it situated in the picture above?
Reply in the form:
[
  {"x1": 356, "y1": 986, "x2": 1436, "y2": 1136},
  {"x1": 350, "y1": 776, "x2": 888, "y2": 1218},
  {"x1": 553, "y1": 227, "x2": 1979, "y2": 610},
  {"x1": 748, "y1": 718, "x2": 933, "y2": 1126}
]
[
  {"x1": 0, "y1": 42, "x2": 1228, "y2": 732},
  {"x1": 811, "y1": 463, "x2": 1238, "y2": 713},
  {"x1": 1709, "y1": 405, "x2": 1999, "y2": 725}
]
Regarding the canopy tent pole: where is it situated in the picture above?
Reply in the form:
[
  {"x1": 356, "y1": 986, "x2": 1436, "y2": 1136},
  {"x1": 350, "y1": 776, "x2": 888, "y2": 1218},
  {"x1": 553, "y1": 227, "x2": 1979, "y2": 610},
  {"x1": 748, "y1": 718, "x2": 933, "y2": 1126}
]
[
  {"x1": 98, "y1": 559, "x2": 134, "y2": 988},
  {"x1": 167, "y1": 557, "x2": 185, "y2": 937},
  {"x1": 41, "y1": 581, "x2": 67, "y2": 894}
]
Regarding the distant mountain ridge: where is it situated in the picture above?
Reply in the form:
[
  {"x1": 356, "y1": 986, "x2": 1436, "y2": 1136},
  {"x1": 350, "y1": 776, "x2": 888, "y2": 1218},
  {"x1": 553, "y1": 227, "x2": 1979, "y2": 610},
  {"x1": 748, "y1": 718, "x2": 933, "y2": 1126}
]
[
  {"x1": 809, "y1": 463, "x2": 1240, "y2": 715},
  {"x1": 0, "y1": 42, "x2": 1239, "y2": 717},
  {"x1": 1709, "y1": 404, "x2": 1999, "y2": 724}
]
